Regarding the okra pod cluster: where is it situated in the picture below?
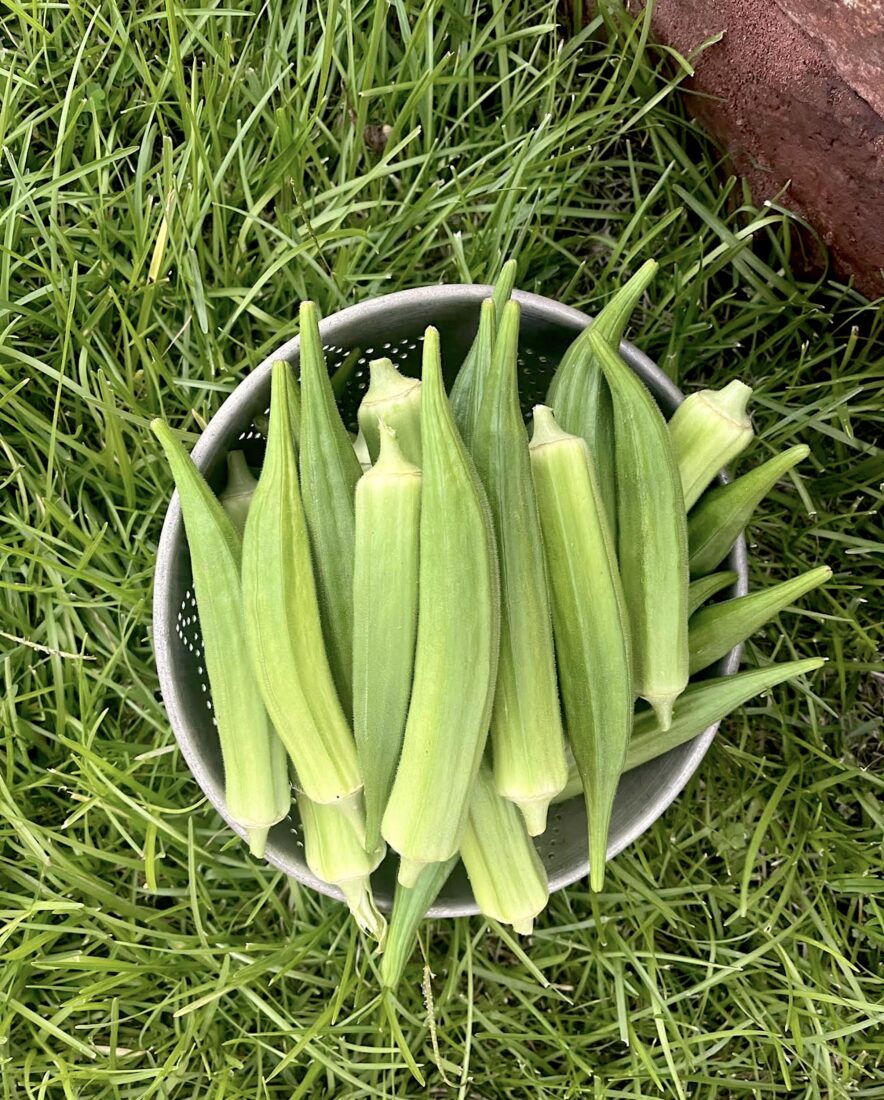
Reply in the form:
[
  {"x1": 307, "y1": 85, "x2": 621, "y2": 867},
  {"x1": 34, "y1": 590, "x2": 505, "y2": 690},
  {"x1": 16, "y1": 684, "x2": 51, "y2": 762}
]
[{"x1": 154, "y1": 270, "x2": 828, "y2": 985}]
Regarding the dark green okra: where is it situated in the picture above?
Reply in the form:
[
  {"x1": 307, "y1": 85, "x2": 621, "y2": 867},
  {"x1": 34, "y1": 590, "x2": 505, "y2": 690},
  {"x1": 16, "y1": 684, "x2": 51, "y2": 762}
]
[
  {"x1": 688, "y1": 445, "x2": 810, "y2": 576},
  {"x1": 469, "y1": 300, "x2": 567, "y2": 836},
  {"x1": 554, "y1": 656, "x2": 826, "y2": 803},
  {"x1": 688, "y1": 571, "x2": 740, "y2": 616},
  {"x1": 689, "y1": 566, "x2": 832, "y2": 674},
  {"x1": 298, "y1": 301, "x2": 363, "y2": 717},
  {"x1": 592, "y1": 329, "x2": 690, "y2": 730}
]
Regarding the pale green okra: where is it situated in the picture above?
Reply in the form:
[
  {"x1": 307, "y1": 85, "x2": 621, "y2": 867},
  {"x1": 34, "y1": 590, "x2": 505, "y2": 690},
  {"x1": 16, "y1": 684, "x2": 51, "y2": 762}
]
[
  {"x1": 670, "y1": 380, "x2": 754, "y2": 511},
  {"x1": 151, "y1": 421, "x2": 289, "y2": 858},
  {"x1": 460, "y1": 765, "x2": 548, "y2": 935},
  {"x1": 297, "y1": 792, "x2": 387, "y2": 944},
  {"x1": 381, "y1": 326, "x2": 500, "y2": 887},
  {"x1": 241, "y1": 361, "x2": 362, "y2": 810},
  {"x1": 353, "y1": 424, "x2": 421, "y2": 856},
  {"x1": 357, "y1": 358, "x2": 422, "y2": 466},
  {"x1": 219, "y1": 451, "x2": 258, "y2": 538},
  {"x1": 529, "y1": 405, "x2": 632, "y2": 892}
]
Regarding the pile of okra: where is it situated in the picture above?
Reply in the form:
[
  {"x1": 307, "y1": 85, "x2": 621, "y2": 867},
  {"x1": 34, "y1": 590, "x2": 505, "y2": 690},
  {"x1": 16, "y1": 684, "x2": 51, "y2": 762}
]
[{"x1": 152, "y1": 260, "x2": 828, "y2": 988}]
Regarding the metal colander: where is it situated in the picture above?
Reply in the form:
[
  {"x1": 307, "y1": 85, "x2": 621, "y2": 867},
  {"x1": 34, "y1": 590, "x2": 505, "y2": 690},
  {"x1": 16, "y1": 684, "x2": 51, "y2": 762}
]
[{"x1": 153, "y1": 284, "x2": 748, "y2": 916}]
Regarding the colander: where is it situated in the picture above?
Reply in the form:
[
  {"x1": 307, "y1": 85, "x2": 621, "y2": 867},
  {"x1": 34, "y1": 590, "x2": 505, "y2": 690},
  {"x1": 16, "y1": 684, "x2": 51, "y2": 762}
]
[{"x1": 152, "y1": 284, "x2": 748, "y2": 916}]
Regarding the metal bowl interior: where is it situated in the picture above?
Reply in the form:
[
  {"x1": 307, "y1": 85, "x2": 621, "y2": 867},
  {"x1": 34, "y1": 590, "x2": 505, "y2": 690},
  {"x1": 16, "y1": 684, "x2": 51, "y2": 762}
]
[{"x1": 153, "y1": 284, "x2": 748, "y2": 917}]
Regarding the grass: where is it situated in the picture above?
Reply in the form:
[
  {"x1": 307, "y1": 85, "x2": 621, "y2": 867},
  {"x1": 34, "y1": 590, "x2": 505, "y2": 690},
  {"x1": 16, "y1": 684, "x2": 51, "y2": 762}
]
[{"x1": 1, "y1": 0, "x2": 882, "y2": 1094}]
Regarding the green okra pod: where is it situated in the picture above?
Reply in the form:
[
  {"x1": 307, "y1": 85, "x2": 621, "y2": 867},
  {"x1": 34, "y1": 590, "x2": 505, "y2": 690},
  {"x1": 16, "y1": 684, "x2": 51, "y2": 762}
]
[
  {"x1": 688, "y1": 445, "x2": 810, "y2": 576},
  {"x1": 151, "y1": 421, "x2": 289, "y2": 857},
  {"x1": 381, "y1": 327, "x2": 500, "y2": 887},
  {"x1": 547, "y1": 260, "x2": 658, "y2": 540},
  {"x1": 460, "y1": 764, "x2": 549, "y2": 935},
  {"x1": 450, "y1": 259, "x2": 517, "y2": 439},
  {"x1": 689, "y1": 566, "x2": 832, "y2": 674},
  {"x1": 553, "y1": 656, "x2": 827, "y2": 802},
  {"x1": 219, "y1": 448, "x2": 290, "y2": 858},
  {"x1": 380, "y1": 858, "x2": 458, "y2": 991},
  {"x1": 254, "y1": 363, "x2": 300, "y2": 448},
  {"x1": 688, "y1": 571, "x2": 740, "y2": 616},
  {"x1": 357, "y1": 358, "x2": 422, "y2": 466},
  {"x1": 285, "y1": 362, "x2": 302, "y2": 449},
  {"x1": 591, "y1": 329, "x2": 690, "y2": 730},
  {"x1": 451, "y1": 298, "x2": 496, "y2": 445},
  {"x1": 629, "y1": 656, "x2": 827, "y2": 766},
  {"x1": 469, "y1": 300, "x2": 567, "y2": 835},
  {"x1": 219, "y1": 451, "x2": 259, "y2": 538},
  {"x1": 241, "y1": 361, "x2": 362, "y2": 810},
  {"x1": 529, "y1": 405, "x2": 632, "y2": 891},
  {"x1": 298, "y1": 301, "x2": 363, "y2": 717},
  {"x1": 297, "y1": 792, "x2": 387, "y2": 944},
  {"x1": 670, "y1": 380, "x2": 754, "y2": 511},
  {"x1": 353, "y1": 424, "x2": 421, "y2": 855}
]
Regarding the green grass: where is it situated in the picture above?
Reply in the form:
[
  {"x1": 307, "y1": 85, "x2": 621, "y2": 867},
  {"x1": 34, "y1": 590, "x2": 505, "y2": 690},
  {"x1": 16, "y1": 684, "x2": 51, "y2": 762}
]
[{"x1": 1, "y1": 0, "x2": 882, "y2": 1094}]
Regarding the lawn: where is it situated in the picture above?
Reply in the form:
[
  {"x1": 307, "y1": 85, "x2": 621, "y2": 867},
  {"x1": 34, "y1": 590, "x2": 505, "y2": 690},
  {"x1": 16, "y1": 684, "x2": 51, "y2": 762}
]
[{"x1": 1, "y1": 0, "x2": 882, "y2": 1095}]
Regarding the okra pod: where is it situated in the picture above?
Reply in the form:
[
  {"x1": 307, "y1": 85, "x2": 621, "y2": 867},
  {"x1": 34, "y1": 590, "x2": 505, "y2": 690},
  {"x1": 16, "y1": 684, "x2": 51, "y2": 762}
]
[
  {"x1": 688, "y1": 445, "x2": 809, "y2": 576},
  {"x1": 357, "y1": 358, "x2": 422, "y2": 466},
  {"x1": 380, "y1": 858, "x2": 458, "y2": 990},
  {"x1": 241, "y1": 361, "x2": 361, "y2": 809},
  {"x1": 529, "y1": 405, "x2": 632, "y2": 891},
  {"x1": 553, "y1": 656, "x2": 826, "y2": 802},
  {"x1": 353, "y1": 424, "x2": 421, "y2": 855},
  {"x1": 688, "y1": 571, "x2": 740, "y2": 616},
  {"x1": 469, "y1": 300, "x2": 567, "y2": 835},
  {"x1": 297, "y1": 792, "x2": 387, "y2": 944},
  {"x1": 218, "y1": 451, "x2": 258, "y2": 538},
  {"x1": 451, "y1": 298, "x2": 496, "y2": 445},
  {"x1": 689, "y1": 566, "x2": 832, "y2": 674},
  {"x1": 151, "y1": 421, "x2": 289, "y2": 857},
  {"x1": 450, "y1": 258, "x2": 517, "y2": 438},
  {"x1": 353, "y1": 427, "x2": 372, "y2": 471},
  {"x1": 298, "y1": 301, "x2": 363, "y2": 717},
  {"x1": 629, "y1": 656, "x2": 826, "y2": 766},
  {"x1": 459, "y1": 765, "x2": 549, "y2": 935},
  {"x1": 381, "y1": 327, "x2": 500, "y2": 887},
  {"x1": 547, "y1": 260, "x2": 658, "y2": 539},
  {"x1": 670, "y1": 380, "x2": 753, "y2": 511},
  {"x1": 218, "y1": 448, "x2": 290, "y2": 858},
  {"x1": 591, "y1": 329, "x2": 689, "y2": 730}
]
